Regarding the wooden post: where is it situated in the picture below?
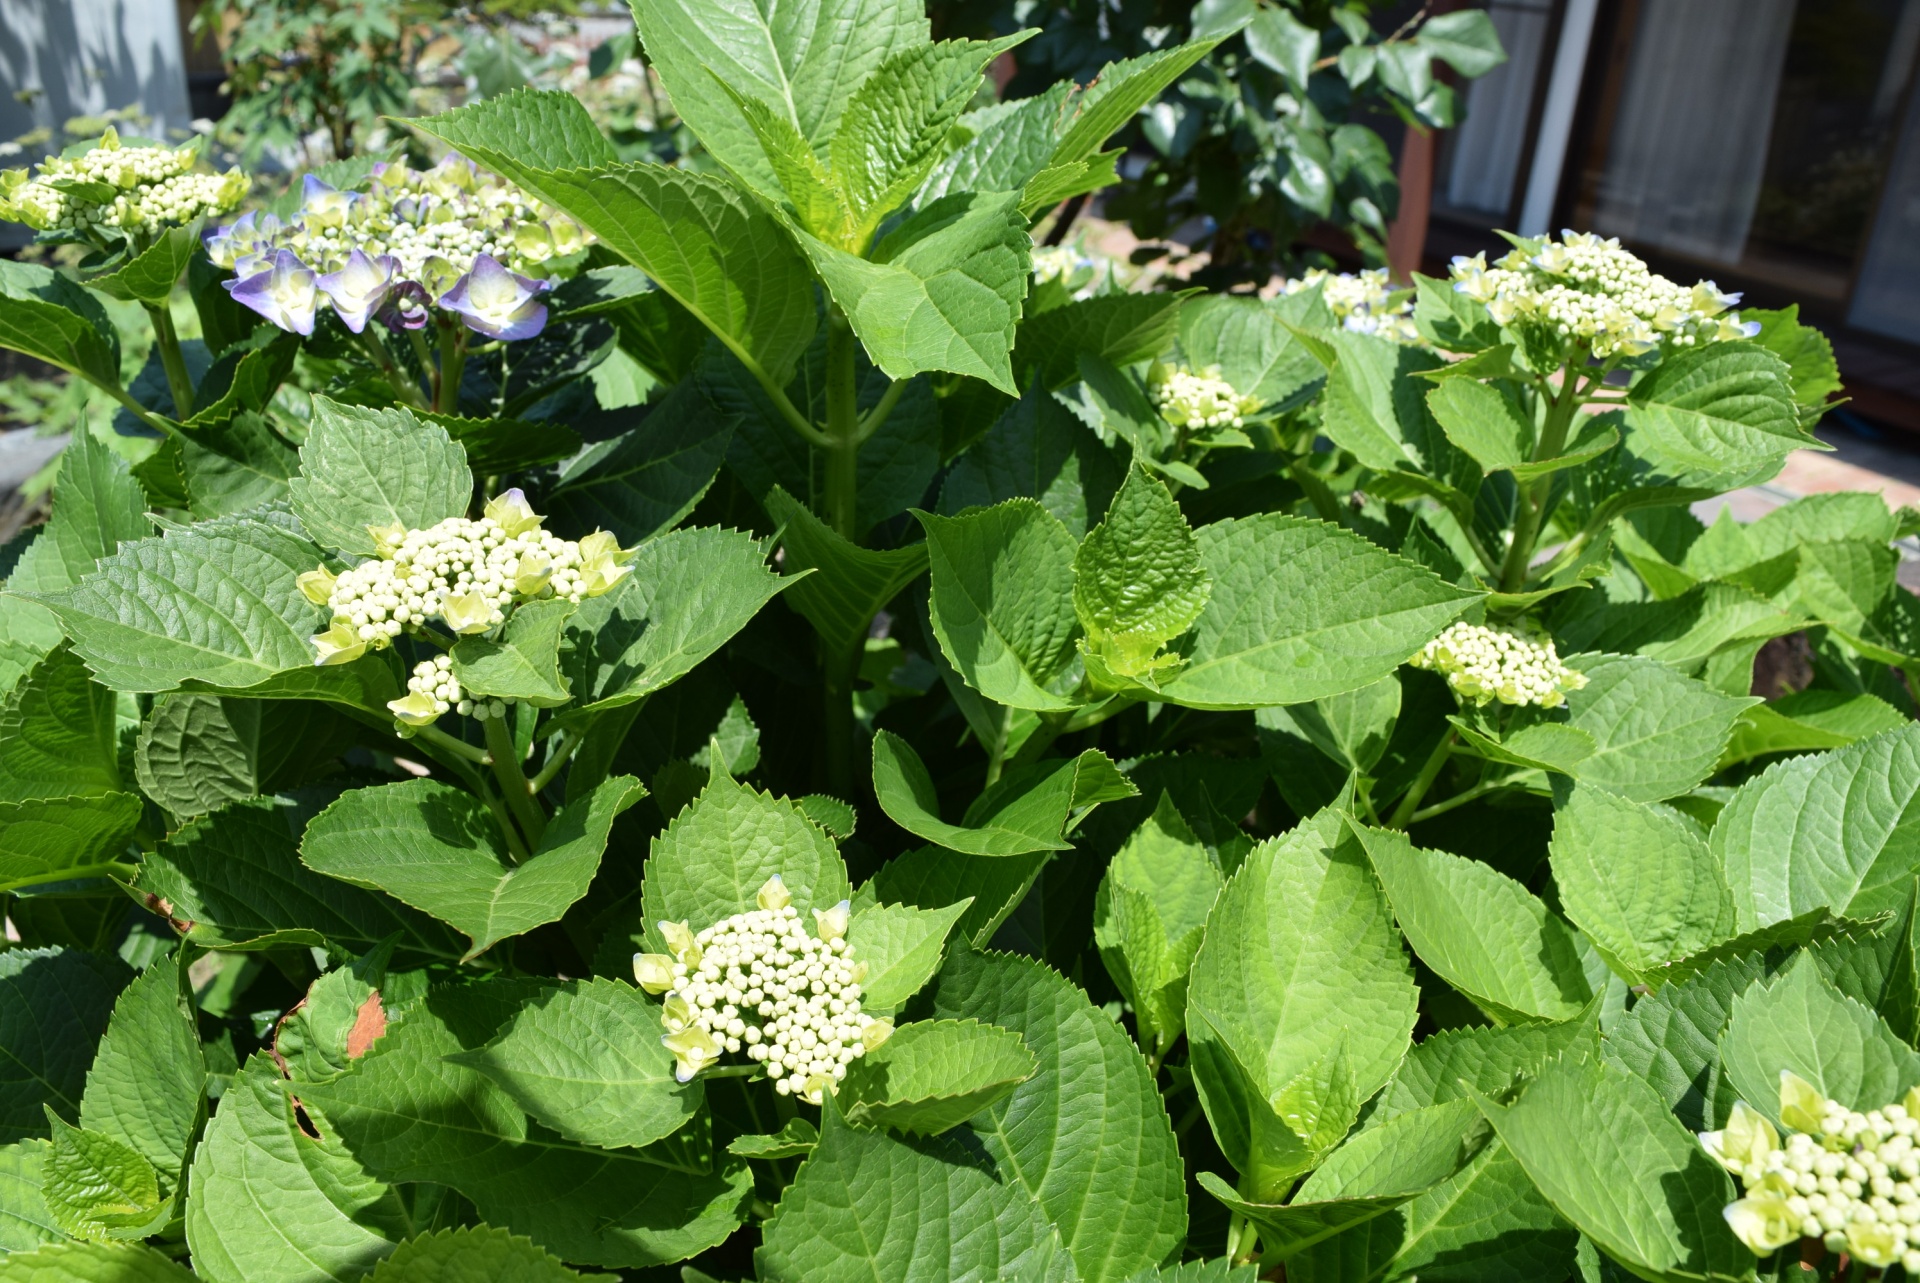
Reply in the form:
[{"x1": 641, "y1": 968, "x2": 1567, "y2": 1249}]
[{"x1": 1387, "y1": 125, "x2": 1437, "y2": 284}]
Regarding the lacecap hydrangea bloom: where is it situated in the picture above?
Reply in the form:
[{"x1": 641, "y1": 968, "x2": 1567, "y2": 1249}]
[
  {"x1": 1281, "y1": 267, "x2": 1420, "y2": 345},
  {"x1": 1450, "y1": 230, "x2": 1759, "y2": 359},
  {"x1": 1150, "y1": 365, "x2": 1264, "y2": 431},
  {"x1": 302, "y1": 490, "x2": 633, "y2": 669},
  {"x1": 634, "y1": 875, "x2": 892, "y2": 1104},
  {"x1": 1704, "y1": 1071, "x2": 1920, "y2": 1272},
  {"x1": 1410, "y1": 621, "x2": 1588, "y2": 708},
  {"x1": 0, "y1": 128, "x2": 246, "y2": 247},
  {"x1": 204, "y1": 155, "x2": 588, "y2": 340}
]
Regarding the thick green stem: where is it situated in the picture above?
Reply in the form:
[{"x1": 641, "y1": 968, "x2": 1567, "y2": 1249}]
[
  {"x1": 412, "y1": 722, "x2": 490, "y2": 766},
  {"x1": 529, "y1": 732, "x2": 580, "y2": 794},
  {"x1": 821, "y1": 642, "x2": 859, "y2": 799},
  {"x1": 823, "y1": 306, "x2": 861, "y2": 541},
  {"x1": 1388, "y1": 729, "x2": 1458, "y2": 829},
  {"x1": 361, "y1": 328, "x2": 428, "y2": 409},
  {"x1": 436, "y1": 322, "x2": 467, "y2": 415},
  {"x1": 1498, "y1": 374, "x2": 1584, "y2": 593},
  {"x1": 147, "y1": 304, "x2": 195, "y2": 419},
  {"x1": 483, "y1": 713, "x2": 546, "y2": 851}
]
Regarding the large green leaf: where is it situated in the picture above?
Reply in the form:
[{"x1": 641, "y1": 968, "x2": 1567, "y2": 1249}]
[
  {"x1": 0, "y1": 595, "x2": 65, "y2": 700},
  {"x1": 30, "y1": 521, "x2": 328, "y2": 694},
  {"x1": 450, "y1": 598, "x2": 575, "y2": 707},
  {"x1": 545, "y1": 386, "x2": 733, "y2": 546},
  {"x1": 1293, "y1": 329, "x2": 1458, "y2": 480},
  {"x1": 184, "y1": 1055, "x2": 401, "y2": 1283},
  {"x1": 867, "y1": 845, "x2": 1051, "y2": 948},
  {"x1": 4, "y1": 427, "x2": 150, "y2": 596},
  {"x1": 1353, "y1": 822, "x2": 1590, "y2": 1024},
  {"x1": 1094, "y1": 792, "x2": 1224, "y2": 1048},
  {"x1": 410, "y1": 92, "x2": 816, "y2": 383},
  {"x1": 178, "y1": 412, "x2": 301, "y2": 520},
  {"x1": 918, "y1": 501, "x2": 1083, "y2": 711},
  {"x1": 765, "y1": 486, "x2": 927, "y2": 658},
  {"x1": 845, "y1": 898, "x2": 971, "y2": 1015},
  {"x1": 41, "y1": 1113, "x2": 166, "y2": 1240},
  {"x1": 755, "y1": 1099, "x2": 1073, "y2": 1282},
  {"x1": 800, "y1": 192, "x2": 1030, "y2": 394},
  {"x1": 1159, "y1": 516, "x2": 1478, "y2": 710},
  {"x1": 0, "y1": 949, "x2": 129, "y2": 1143},
  {"x1": 1606, "y1": 952, "x2": 1770, "y2": 1132},
  {"x1": 88, "y1": 224, "x2": 199, "y2": 306},
  {"x1": 1549, "y1": 786, "x2": 1736, "y2": 984},
  {"x1": 560, "y1": 526, "x2": 790, "y2": 716},
  {"x1": 872, "y1": 731, "x2": 1134, "y2": 856},
  {"x1": 1177, "y1": 292, "x2": 1327, "y2": 409},
  {"x1": 301, "y1": 776, "x2": 645, "y2": 961},
  {"x1": 449, "y1": 979, "x2": 701, "y2": 1152},
  {"x1": 1074, "y1": 465, "x2": 1210, "y2": 686},
  {"x1": 937, "y1": 380, "x2": 1123, "y2": 538},
  {"x1": 1713, "y1": 724, "x2": 1920, "y2": 929},
  {"x1": 136, "y1": 797, "x2": 464, "y2": 962},
  {"x1": 1186, "y1": 812, "x2": 1419, "y2": 1198},
  {"x1": 78, "y1": 959, "x2": 203, "y2": 1182},
  {"x1": 1471, "y1": 1054, "x2": 1751, "y2": 1283},
  {"x1": 298, "y1": 987, "x2": 750, "y2": 1268},
  {"x1": 288, "y1": 399, "x2": 473, "y2": 557},
  {"x1": 0, "y1": 261, "x2": 120, "y2": 389},
  {"x1": 0, "y1": 645, "x2": 120, "y2": 802},
  {"x1": 638, "y1": 769, "x2": 850, "y2": 949},
  {"x1": 1623, "y1": 340, "x2": 1811, "y2": 490},
  {"x1": 0, "y1": 1242, "x2": 198, "y2": 1281},
  {"x1": 839, "y1": 1018, "x2": 1036, "y2": 1136},
  {"x1": 368, "y1": 1226, "x2": 614, "y2": 1282},
  {"x1": 1017, "y1": 293, "x2": 1188, "y2": 391},
  {"x1": 1561, "y1": 654, "x2": 1759, "y2": 802},
  {"x1": 927, "y1": 947, "x2": 1187, "y2": 1283},
  {"x1": 1719, "y1": 957, "x2": 1920, "y2": 1125},
  {"x1": 133, "y1": 694, "x2": 354, "y2": 821},
  {"x1": 0, "y1": 1139, "x2": 60, "y2": 1252}
]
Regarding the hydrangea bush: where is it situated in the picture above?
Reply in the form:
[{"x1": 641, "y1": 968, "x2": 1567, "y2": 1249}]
[{"x1": 0, "y1": 4, "x2": 1915, "y2": 1282}]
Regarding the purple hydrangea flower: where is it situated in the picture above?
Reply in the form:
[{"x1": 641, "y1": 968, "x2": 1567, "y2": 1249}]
[
  {"x1": 316, "y1": 249, "x2": 398, "y2": 334},
  {"x1": 225, "y1": 248, "x2": 320, "y2": 336},
  {"x1": 439, "y1": 253, "x2": 553, "y2": 341},
  {"x1": 300, "y1": 175, "x2": 356, "y2": 228},
  {"x1": 380, "y1": 279, "x2": 432, "y2": 332}
]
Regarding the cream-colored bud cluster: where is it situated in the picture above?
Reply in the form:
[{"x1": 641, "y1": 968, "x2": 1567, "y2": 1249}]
[
  {"x1": 305, "y1": 492, "x2": 632, "y2": 667},
  {"x1": 1450, "y1": 230, "x2": 1759, "y2": 359},
  {"x1": 635, "y1": 876, "x2": 891, "y2": 1104},
  {"x1": 0, "y1": 128, "x2": 245, "y2": 242},
  {"x1": 1282, "y1": 267, "x2": 1420, "y2": 345},
  {"x1": 1149, "y1": 365, "x2": 1264, "y2": 431},
  {"x1": 1706, "y1": 1073, "x2": 1920, "y2": 1272},
  {"x1": 1409, "y1": 621, "x2": 1588, "y2": 708},
  {"x1": 383, "y1": 654, "x2": 516, "y2": 728}
]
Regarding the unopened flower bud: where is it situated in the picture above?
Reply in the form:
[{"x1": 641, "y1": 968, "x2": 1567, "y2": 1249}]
[
  {"x1": 813, "y1": 900, "x2": 850, "y2": 943},
  {"x1": 757, "y1": 875, "x2": 791, "y2": 912},
  {"x1": 633, "y1": 953, "x2": 675, "y2": 994},
  {"x1": 297, "y1": 565, "x2": 337, "y2": 605}
]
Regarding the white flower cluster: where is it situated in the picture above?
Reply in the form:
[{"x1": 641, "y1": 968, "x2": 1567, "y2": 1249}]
[
  {"x1": 1450, "y1": 230, "x2": 1760, "y2": 359},
  {"x1": 1282, "y1": 267, "x2": 1420, "y2": 344},
  {"x1": 302, "y1": 490, "x2": 632, "y2": 667},
  {"x1": 1409, "y1": 621, "x2": 1588, "y2": 708},
  {"x1": 1706, "y1": 1072, "x2": 1920, "y2": 1272},
  {"x1": 634, "y1": 876, "x2": 891, "y2": 1104},
  {"x1": 0, "y1": 128, "x2": 246, "y2": 244},
  {"x1": 1150, "y1": 365, "x2": 1264, "y2": 431},
  {"x1": 384, "y1": 654, "x2": 516, "y2": 728}
]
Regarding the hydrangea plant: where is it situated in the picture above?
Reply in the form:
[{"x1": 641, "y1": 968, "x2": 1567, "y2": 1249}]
[{"x1": 0, "y1": 3, "x2": 1915, "y2": 1281}]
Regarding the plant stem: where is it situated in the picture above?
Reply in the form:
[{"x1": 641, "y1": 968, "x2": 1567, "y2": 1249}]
[
  {"x1": 1388, "y1": 729, "x2": 1458, "y2": 828},
  {"x1": 146, "y1": 303, "x2": 195, "y2": 418},
  {"x1": 856, "y1": 378, "x2": 907, "y2": 445},
  {"x1": 436, "y1": 322, "x2": 467, "y2": 415},
  {"x1": 823, "y1": 305, "x2": 861, "y2": 541},
  {"x1": 1498, "y1": 371, "x2": 1584, "y2": 593},
  {"x1": 529, "y1": 732, "x2": 580, "y2": 794},
  {"x1": 483, "y1": 713, "x2": 546, "y2": 850},
  {"x1": 361, "y1": 328, "x2": 428, "y2": 409},
  {"x1": 2, "y1": 863, "x2": 139, "y2": 893},
  {"x1": 413, "y1": 722, "x2": 491, "y2": 765},
  {"x1": 485, "y1": 791, "x2": 532, "y2": 862},
  {"x1": 702, "y1": 1063, "x2": 764, "y2": 1079}
]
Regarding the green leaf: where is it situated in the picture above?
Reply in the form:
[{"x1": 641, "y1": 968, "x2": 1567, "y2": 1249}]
[
  {"x1": 368, "y1": 1226, "x2": 615, "y2": 1282},
  {"x1": 0, "y1": 595, "x2": 65, "y2": 700},
  {"x1": 184, "y1": 1055, "x2": 401, "y2": 1283},
  {"x1": 765, "y1": 487, "x2": 927, "y2": 658},
  {"x1": 0, "y1": 794, "x2": 140, "y2": 895},
  {"x1": 1549, "y1": 786, "x2": 1736, "y2": 984},
  {"x1": 628, "y1": 0, "x2": 928, "y2": 200},
  {"x1": 1411, "y1": 273, "x2": 1503, "y2": 351},
  {"x1": 1177, "y1": 293, "x2": 1327, "y2": 408},
  {"x1": 800, "y1": 192, "x2": 1030, "y2": 395},
  {"x1": 42, "y1": 1114, "x2": 165, "y2": 1240},
  {"x1": 184, "y1": 337, "x2": 301, "y2": 434},
  {"x1": 1373, "y1": 1019, "x2": 1600, "y2": 1121},
  {"x1": 178, "y1": 412, "x2": 301, "y2": 519},
  {"x1": 1622, "y1": 340, "x2": 1812, "y2": 490},
  {"x1": 4, "y1": 427, "x2": 151, "y2": 596},
  {"x1": 1606, "y1": 951, "x2": 1770, "y2": 1131},
  {"x1": 0, "y1": 646, "x2": 120, "y2": 802},
  {"x1": 1095, "y1": 793, "x2": 1223, "y2": 1047},
  {"x1": 1016, "y1": 292, "x2": 1188, "y2": 391},
  {"x1": 1074, "y1": 465, "x2": 1210, "y2": 685},
  {"x1": 1291, "y1": 329, "x2": 1458, "y2": 481},
  {"x1": 30, "y1": 520, "x2": 328, "y2": 695},
  {"x1": 88, "y1": 224, "x2": 199, "y2": 305},
  {"x1": 1418, "y1": 9, "x2": 1507, "y2": 75},
  {"x1": 727, "y1": 1117, "x2": 819, "y2": 1160},
  {"x1": 1719, "y1": 689, "x2": 1907, "y2": 768},
  {"x1": 1159, "y1": 515, "x2": 1478, "y2": 710},
  {"x1": 918, "y1": 501, "x2": 1083, "y2": 711},
  {"x1": 427, "y1": 412, "x2": 582, "y2": 478},
  {"x1": 273, "y1": 947, "x2": 394, "y2": 1082},
  {"x1": 867, "y1": 845, "x2": 1051, "y2": 948},
  {"x1": 78, "y1": 959, "x2": 203, "y2": 1182},
  {"x1": 1353, "y1": 821, "x2": 1591, "y2": 1024},
  {"x1": 449, "y1": 978, "x2": 700, "y2": 1153},
  {"x1": 1713, "y1": 724, "x2": 1920, "y2": 929},
  {"x1": 0, "y1": 261, "x2": 120, "y2": 389},
  {"x1": 1044, "y1": 42, "x2": 1220, "y2": 188},
  {"x1": 845, "y1": 899, "x2": 971, "y2": 1015},
  {"x1": 545, "y1": 391, "x2": 731, "y2": 545},
  {"x1": 1742, "y1": 305, "x2": 1841, "y2": 421},
  {"x1": 873, "y1": 731, "x2": 1134, "y2": 856},
  {"x1": 1470, "y1": 1053, "x2": 1750, "y2": 1283},
  {"x1": 449, "y1": 598, "x2": 575, "y2": 707},
  {"x1": 928, "y1": 947, "x2": 1187, "y2": 1283},
  {"x1": 0, "y1": 949, "x2": 130, "y2": 1143},
  {"x1": 301, "y1": 776, "x2": 645, "y2": 961},
  {"x1": 938, "y1": 380, "x2": 1123, "y2": 538},
  {"x1": 1560, "y1": 654, "x2": 1759, "y2": 802},
  {"x1": 410, "y1": 92, "x2": 816, "y2": 383},
  {"x1": 839, "y1": 1018, "x2": 1036, "y2": 1136},
  {"x1": 133, "y1": 694, "x2": 353, "y2": 821},
  {"x1": 560, "y1": 527, "x2": 790, "y2": 716},
  {"x1": 296, "y1": 987, "x2": 750, "y2": 1268},
  {"x1": 1261, "y1": 675, "x2": 1403, "y2": 780},
  {"x1": 136, "y1": 797, "x2": 464, "y2": 962},
  {"x1": 1186, "y1": 813, "x2": 1419, "y2": 1199},
  {"x1": 0, "y1": 1138, "x2": 60, "y2": 1252},
  {"x1": 0, "y1": 1242, "x2": 197, "y2": 1281},
  {"x1": 1719, "y1": 957, "x2": 1920, "y2": 1125},
  {"x1": 756, "y1": 1098, "x2": 1073, "y2": 1282},
  {"x1": 639, "y1": 770, "x2": 850, "y2": 949},
  {"x1": 288, "y1": 398, "x2": 473, "y2": 557}
]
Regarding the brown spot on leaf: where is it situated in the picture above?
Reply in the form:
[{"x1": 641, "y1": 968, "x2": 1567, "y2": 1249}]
[{"x1": 346, "y1": 990, "x2": 387, "y2": 1059}]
